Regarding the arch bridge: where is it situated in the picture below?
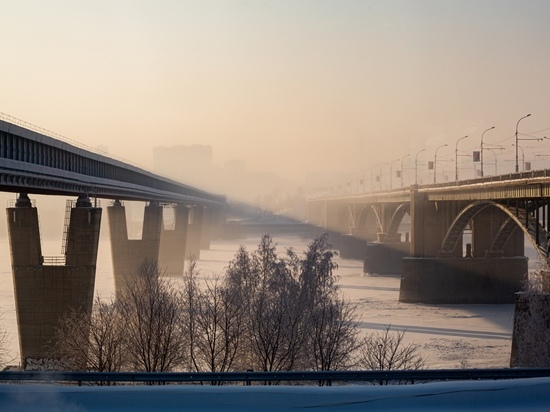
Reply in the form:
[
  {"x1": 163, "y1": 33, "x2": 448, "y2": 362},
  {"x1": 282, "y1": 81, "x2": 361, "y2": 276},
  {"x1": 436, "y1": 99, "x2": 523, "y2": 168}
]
[{"x1": 307, "y1": 172, "x2": 550, "y2": 303}]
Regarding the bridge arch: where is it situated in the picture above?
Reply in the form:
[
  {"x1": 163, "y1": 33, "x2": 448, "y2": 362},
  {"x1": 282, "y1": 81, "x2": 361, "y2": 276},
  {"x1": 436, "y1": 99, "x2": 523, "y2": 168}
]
[
  {"x1": 355, "y1": 204, "x2": 382, "y2": 239},
  {"x1": 439, "y1": 200, "x2": 549, "y2": 264},
  {"x1": 386, "y1": 203, "x2": 410, "y2": 241}
]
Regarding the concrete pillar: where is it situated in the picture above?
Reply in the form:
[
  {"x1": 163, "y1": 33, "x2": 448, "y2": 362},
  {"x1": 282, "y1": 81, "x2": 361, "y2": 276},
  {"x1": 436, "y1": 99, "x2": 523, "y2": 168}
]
[
  {"x1": 363, "y1": 241, "x2": 410, "y2": 275},
  {"x1": 339, "y1": 234, "x2": 367, "y2": 260},
  {"x1": 504, "y1": 225, "x2": 525, "y2": 257},
  {"x1": 208, "y1": 205, "x2": 226, "y2": 240},
  {"x1": 471, "y1": 207, "x2": 495, "y2": 257},
  {"x1": 410, "y1": 186, "x2": 427, "y2": 257},
  {"x1": 108, "y1": 201, "x2": 163, "y2": 294},
  {"x1": 400, "y1": 257, "x2": 527, "y2": 303},
  {"x1": 186, "y1": 205, "x2": 204, "y2": 260},
  {"x1": 472, "y1": 207, "x2": 518, "y2": 257},
  {"x1": 7, "y1": 194, "x2": 101, "y2": 367},
  {"x1": 200, "y1": 207, "x2": 212, "y2": 250},
  {"x1": 410, "y1": 187, "x2": 458, "y2": 257},
  {"x1": 159, "y1": 205, "x2": 189, "y2": 277}
]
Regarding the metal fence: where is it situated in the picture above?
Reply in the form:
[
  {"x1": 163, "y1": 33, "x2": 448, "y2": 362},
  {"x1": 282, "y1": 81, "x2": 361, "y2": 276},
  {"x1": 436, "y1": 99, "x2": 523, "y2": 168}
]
[{"x1": 1, "y1": 369, "x2": 550, "y2": 386}]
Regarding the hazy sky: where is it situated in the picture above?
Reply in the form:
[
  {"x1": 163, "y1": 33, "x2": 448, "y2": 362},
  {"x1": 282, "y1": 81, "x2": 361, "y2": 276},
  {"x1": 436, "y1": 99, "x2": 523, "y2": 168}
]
[{"x1": 2, "y1": 0, "x2": 550, "y2": 184}]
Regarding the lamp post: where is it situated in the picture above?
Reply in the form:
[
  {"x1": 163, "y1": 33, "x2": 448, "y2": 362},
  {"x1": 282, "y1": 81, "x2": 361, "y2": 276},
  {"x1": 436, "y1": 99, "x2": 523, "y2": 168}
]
[
  {"x1": 415, "y1": 149, "x2": 425, "y2": 185},
  {"x1": 389, "y1": 158, "x2": 399, "y2": 189},
  {"x1": 434, "y1": 144, "x2": 448, "y2": 183},
  {"x1": 515, "y1": 114, "x2": 531, "y2": 172},
  {"x1": 455, "y1": 135, "x2": 468, "y2": 181},
  {"x1": 400, "y1": 153, "x2": 410, "y2": 187},
  {"x1": 486, "y1": 148, "x2": 501, "y2": 175},
  {"x1": 360, "y1": 168, "x2": 370, "y2": 193},
  {"x1": 480, "y1": 126, "x2": 495, "y2": 177},
  {"x1": 371, "y1": 163, "x2": 380, "y2": 192},
  {"x1": 512, "y1": 144, "x2": 525, "y2": 171},
  {"x1": 379, "y1": 163, "x2": 388, "y2": 190}
]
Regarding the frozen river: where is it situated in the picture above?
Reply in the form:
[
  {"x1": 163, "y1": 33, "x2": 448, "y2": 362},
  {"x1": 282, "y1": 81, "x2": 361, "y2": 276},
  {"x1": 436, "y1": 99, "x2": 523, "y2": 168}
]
[{"x1": 0, "y1": 230, "x2": 518, "y2": 369}]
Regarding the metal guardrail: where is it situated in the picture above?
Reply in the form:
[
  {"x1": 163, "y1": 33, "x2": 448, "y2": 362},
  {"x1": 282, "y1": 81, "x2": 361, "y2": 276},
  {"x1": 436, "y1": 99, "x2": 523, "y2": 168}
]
[
  {"x1": 308, "y1": 168, "x2": 550, "y2": 200},
  {"x1": 42, "y1": 256, "x2": 66, "y2": 266},
  {"x1": 0, "y1": 112, "x2": 132, "y2": 166},
  {"x1": 1, "y1": 369, "x2": 550, "y2": 386}
]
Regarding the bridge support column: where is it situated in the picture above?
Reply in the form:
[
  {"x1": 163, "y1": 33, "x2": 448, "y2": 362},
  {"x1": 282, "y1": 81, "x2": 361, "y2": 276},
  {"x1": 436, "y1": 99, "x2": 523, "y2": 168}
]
[
  {"x1": 200, "y1": 207, "x2": 213, "y2": 250},
  {"x1": 159, "y1": 205, "x2": 190, "y2": 277},
  {"x1": 339, "y1": 233, "x2": 367, "y2": 260},
  {"x1": 108, "y1": 201, "x2": 163, "y2": 294},
  {"x1": 400, "y1": 257, "x2": 527, "y2": 303},
  {"x1": 472, "y1": 207, "x2": 524, "y2": 257},
  {"x1": 363, "y1": 238, "x2": 410, "y2": 275},
  {"x1": 7, "y1": 194, "x2": 101, "y2": 367},
  {"x1": 186, "y1": 205, "x2": 204, "y2": 260}
]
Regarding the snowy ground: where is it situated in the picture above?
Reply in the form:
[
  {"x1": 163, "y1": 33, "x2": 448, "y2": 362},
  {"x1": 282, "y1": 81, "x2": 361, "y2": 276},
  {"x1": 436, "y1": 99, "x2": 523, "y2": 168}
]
[
  {"x1": 336, "y1": 270, "x2": 514, "y2": 369},
  {"x1": 200, "y1": 236, "x2": 516, "y2": 370},
  {"x1": 1, "y1": 378, "x2": 550, "y2": 411}
]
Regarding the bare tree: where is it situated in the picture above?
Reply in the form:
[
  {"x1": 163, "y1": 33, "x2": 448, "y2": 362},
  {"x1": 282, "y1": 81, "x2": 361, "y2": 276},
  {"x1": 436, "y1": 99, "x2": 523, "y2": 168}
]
[
  {"x1": 190, "y1": 276, "x2": 244, "y2": 375},
  {"x1": 357, "y1": 325, "x2": 426, "y2": 384},
  {"x1": 52, "y1": 296, "x2": 127, "y2": 374},
  {"x1": 0, "y1": 315, "x2": 11, "y2": 369},
  {"x1": 299, "y1": 233, "x2": 339, "y2": 307},
  {"x1": 118, "y1": 260, "x2": 185, "y2": 372},
  {"x1": 221, "y1": 234, "x2": 358, "y2": 375},
  {"x1": 308, "y1": 296, "x2": 359, "y2": 374}
]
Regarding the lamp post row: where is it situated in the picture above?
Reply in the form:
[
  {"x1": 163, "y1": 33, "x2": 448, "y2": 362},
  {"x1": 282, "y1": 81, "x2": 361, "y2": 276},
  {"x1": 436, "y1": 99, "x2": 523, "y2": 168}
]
[{"x1": 352, "y1": 115, "x2": 542, "y2": 192}]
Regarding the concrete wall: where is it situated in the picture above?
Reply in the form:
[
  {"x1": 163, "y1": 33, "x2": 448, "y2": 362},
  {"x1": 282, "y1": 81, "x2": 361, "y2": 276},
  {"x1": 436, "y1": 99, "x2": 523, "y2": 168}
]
[
  {"x1": 339, "y1": 234, "x2": 367, "y2": 260},
  {"x1": 363, "y1": 242, "x2": 410, "y2": 275},
  {"x1": 400, "y1": 257, "x2": 527, "y2": 303}
]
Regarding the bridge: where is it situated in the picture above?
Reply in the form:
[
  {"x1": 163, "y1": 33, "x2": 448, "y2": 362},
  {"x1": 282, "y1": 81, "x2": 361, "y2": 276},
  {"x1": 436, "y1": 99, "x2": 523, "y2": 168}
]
[
  {"x1": 0, "y1": 115, "x2": 226, "y2": 367},
  {"x1": 307, "y1": 171, "x2": 550, "y2": 304}
]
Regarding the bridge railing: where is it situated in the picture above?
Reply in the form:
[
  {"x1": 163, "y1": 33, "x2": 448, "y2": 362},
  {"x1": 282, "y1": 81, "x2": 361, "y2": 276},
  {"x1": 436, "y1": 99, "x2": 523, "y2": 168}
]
[{"x1": 307, "y1": 168, "x2": 550, "y2": 200}]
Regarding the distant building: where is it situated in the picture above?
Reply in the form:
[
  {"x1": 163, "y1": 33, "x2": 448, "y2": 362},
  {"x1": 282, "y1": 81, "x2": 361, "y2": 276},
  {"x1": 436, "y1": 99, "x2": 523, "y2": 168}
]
[{"x1": 153, "y1": 145, "x2": 214, "y2": 188}]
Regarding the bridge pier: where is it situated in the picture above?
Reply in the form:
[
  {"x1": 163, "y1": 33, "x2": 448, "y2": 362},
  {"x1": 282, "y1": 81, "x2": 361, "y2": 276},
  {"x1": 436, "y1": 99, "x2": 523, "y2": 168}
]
[
  {"x1": 159, "y1": 205, "x2": 190, "y2": 277},
  {"x1": 363, "y1": 236, "x2": 410, "y2": 275},
  {"x1": 186, "y1": 205, "x2": 204, "y2": 260},
  {"x1": 400, "y1": 257, "x2": 527, "y2": 303},
  {"x1": 339, "y1": 234, "x2": 367, "y2": 260},
  {"x1": 7, "y1": 194, "x2": 101, "y2": 367},
  {"x1": 108, "y1": 201, "x2": 163, "y2": 294}
]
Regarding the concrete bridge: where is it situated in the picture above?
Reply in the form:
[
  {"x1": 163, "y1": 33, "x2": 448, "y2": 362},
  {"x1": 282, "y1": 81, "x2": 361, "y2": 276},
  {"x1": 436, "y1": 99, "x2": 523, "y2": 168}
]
[
  {"x1": 307, "y1": 171, "x2": 550, "y2": 305},
  {"x1": 0, "y1": 115, "x2": 226, "y2": 366}
]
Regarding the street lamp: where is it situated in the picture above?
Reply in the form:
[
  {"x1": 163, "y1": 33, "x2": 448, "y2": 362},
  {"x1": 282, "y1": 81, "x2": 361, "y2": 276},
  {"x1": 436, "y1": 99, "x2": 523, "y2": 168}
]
[
  {"x1": 400, "y1": 153, "x2": 410, "y2": 187},
  {"x1": 515, "y1": 114, "x2": 531, "y2": 172},
  {"x1": 512, "y1": 144, "x2": 525, "y2": 171},
  {"x1": 389, "y1": 158, "x2": 399, "y2": 189},
  {"x1": 486, "y1": 148, "x2": 501, "y2": 175},
  {"x1": 379, "y1": 163, "x2": 388, "y2": 189},
  {"x1": 434, "y1": 144, "x2": 448, "y2": 183},
  {"x1": 480, "y1": 126, "x2": 495, "y2": 177},
  {"x1": 415, "y1": 148, "x2": 425, "y2": 185},
  {"x1": 455, "y1": 135, "x2": 468, "y2": 181},
  {"x1": 371, "y1": 163, "x2": 380, "y2": 192}
]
